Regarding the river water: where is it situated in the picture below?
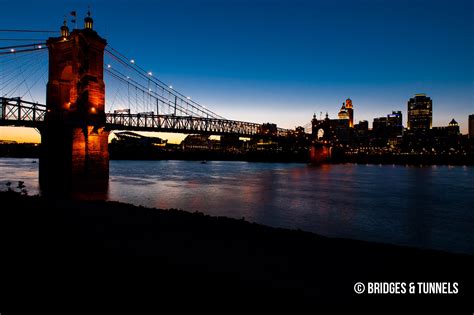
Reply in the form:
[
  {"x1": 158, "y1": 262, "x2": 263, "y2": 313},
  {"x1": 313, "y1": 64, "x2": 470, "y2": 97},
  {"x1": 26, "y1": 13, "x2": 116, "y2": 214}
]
[{"x1": 1, "y1": 158, "x2": 473, "y2": 255}]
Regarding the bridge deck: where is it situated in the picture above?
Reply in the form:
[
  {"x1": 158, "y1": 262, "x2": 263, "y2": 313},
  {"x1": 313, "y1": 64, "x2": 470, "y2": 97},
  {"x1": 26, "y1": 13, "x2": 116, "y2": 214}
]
[{"x1": 0, "y1": 97, "x2": 287, "y2": 137}]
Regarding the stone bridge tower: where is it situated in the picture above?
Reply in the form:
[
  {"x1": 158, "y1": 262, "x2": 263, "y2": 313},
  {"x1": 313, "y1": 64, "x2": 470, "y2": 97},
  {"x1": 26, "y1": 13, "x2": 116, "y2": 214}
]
[
  {"x1": 310, "y1": 113, "x2": 332, "y2": 164},
  {"x1": 40, "y1": 13, "x2": 109, "y2": 192}
]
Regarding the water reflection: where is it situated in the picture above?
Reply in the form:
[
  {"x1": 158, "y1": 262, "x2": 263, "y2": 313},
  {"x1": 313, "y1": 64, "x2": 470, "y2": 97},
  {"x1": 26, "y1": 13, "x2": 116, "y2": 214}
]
[{"x1": 1, "y1": 158, "x2": 473, "y2": 254}]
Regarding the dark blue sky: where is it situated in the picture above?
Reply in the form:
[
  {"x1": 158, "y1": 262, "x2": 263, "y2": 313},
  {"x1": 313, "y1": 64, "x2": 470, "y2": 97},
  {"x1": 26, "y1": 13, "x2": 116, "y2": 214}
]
[{"x1": 2, "y1": 0, "x2": 473, "y2": 132}]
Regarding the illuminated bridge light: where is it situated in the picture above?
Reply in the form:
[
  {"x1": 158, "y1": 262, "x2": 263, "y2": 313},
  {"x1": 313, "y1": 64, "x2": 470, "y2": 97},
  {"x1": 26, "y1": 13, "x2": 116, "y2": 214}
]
[
  {"x1": 187, "y1": 96, "x2": 191, "y2": 100},
  {"x1": 169, "y1": 85, "x2": 173, "y2": 89},
  {"x1": 130, "y1": 59, "x2": 135, "y2": 64},
  {"x1": 148, "y1": 71, "x2": 153, "y2": 76},
  {"x1": 10, "y1": 49, "x2": 15, "y2": 52},
  {"x1": 107, "y1": 64, "x2": 111, "y2": 68},
  {"x1": 38, "y1": 45, "x2": 42, "y2": 49}
]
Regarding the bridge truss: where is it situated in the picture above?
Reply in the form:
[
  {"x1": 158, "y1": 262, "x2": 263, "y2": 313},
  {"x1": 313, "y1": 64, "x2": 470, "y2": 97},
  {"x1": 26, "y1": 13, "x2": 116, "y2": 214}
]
[{"x1": 0, "y1": 97, "x2": 284, "y2": 137}]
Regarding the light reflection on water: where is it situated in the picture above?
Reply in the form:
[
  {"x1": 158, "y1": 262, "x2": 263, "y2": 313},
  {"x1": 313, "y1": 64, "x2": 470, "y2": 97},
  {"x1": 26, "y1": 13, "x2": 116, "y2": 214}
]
[{"x1": 1, "y1": 158, "x2": 473, "y2": 254}]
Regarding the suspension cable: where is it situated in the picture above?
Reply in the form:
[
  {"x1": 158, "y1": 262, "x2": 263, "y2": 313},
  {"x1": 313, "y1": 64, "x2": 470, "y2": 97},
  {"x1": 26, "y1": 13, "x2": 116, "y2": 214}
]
[
  {"x1": 0, "y1": 29, "x2": 56, "y2": 33},
  {"x1": 0, "y1": 43, "x2": 46, "y2": 50},
  {"x1": 105, "y1": 46, "x2": 226, "y2": 119},
  {"x1": 0, "y1": 46, "x2": 47, "y2": 56}
]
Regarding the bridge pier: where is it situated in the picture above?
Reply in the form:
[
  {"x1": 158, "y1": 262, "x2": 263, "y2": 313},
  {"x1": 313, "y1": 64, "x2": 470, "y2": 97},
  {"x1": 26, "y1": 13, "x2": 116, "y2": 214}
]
[
  {"x1": 39, "y1": 15, "x2": 109, "y2": 195},
  {"x1": 71, "y1": 127, "x2": 109, "y2": 182},
  {"x1": 310, "y1": 143, "x2": 331, "y2": 165},
  {"x1": 40, "y1": 125, "x2": 109, "y2": 194}
]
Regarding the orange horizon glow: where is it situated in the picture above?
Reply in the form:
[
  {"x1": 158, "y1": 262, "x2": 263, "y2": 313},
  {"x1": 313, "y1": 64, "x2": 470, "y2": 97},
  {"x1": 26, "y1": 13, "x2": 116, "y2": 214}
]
[{"x1": 0, "y1": 127, "x2": 194, "y2": 145}]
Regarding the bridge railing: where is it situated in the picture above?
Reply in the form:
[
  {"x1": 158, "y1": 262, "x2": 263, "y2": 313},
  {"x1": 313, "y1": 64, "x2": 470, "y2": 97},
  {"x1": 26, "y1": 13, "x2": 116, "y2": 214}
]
[
  {"x1": 0, "y1": 97, "x2": 292, "y2": 137},
  {"x1": 105, "y1": 113, "x2": 264, "y2": 137},
  {"x1": 0, "y1": 97, "x2": 46, "y2": 126}
]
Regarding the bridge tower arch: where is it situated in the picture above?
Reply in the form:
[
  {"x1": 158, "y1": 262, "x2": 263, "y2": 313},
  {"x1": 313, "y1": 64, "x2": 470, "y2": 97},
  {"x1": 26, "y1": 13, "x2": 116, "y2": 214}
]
[
  {"x1": 310, "y1": 113, "x2": 332, "y2": 164},
  {"x1": 40, "y1": 14, "x2": 109, "y2": 192}
]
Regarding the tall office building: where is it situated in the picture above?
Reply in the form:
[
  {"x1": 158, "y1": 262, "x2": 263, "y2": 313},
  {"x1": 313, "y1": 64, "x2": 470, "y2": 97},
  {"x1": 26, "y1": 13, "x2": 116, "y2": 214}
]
[
  {"x1": 469, "y1": 114, "x2": 474, "y2": 139},
  {"x1": 407, "y1": 94, "x2": 432, "y2": 131}
]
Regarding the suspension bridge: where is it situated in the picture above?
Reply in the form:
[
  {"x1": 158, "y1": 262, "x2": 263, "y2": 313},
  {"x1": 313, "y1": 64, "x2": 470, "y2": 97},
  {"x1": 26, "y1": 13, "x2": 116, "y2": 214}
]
[
  {"x1": 0, "y1": 14, "x2": 320, "y2": 191},
  {"x1": 0, "y1": 25, "x2": 292, "y2": 136},
  {"x1": 0, "y1": 96, "x2": 281, "y2": 137}
]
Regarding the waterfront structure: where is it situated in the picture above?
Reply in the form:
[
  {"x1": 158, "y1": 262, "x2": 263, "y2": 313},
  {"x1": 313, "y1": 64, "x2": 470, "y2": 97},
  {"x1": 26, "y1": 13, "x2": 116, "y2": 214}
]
[
  {"x1": 0, "y1": 15, "x2": 291, "y2": 190},
  {"x1": 181, "y1": 135, "x2": 213, "y2": 150},
  {"x1": 312, "y1": 112, "x2": 350, "y2": 143},
  {"x1": 337, "y1": 98, "x2": 354, "y2": 128},
  {"x1": 40, "y1": 13, "x2": 109, "y2": 190},
  {"x1": 407, "y1": 94, "x2": 432, "y2": 131},
  {"x1": 113, "y1": 131, "x2": 167, "y2": 146}
]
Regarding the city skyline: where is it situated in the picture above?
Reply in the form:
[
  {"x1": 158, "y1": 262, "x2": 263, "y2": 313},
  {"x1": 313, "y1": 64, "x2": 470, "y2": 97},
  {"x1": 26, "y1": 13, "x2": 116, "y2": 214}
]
[{"x1": 0, "y1": 0, "x2": 473, "y2": 143}]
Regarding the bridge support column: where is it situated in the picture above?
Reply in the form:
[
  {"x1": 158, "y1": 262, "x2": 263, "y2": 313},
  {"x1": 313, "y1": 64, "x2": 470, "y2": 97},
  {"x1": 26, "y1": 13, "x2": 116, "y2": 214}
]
[
  {"x1": 310, "y1": 143, "x2": 331, "y2": 164},
  {"x1": 40, "y1": 125, "x2": 109, "y2": 194},
  {"x1": 40, "y1": 17, "x2": 109, "y2": 195},
  {"x1": 71, "y1": 126, "x2": 109, "y2": 184}
]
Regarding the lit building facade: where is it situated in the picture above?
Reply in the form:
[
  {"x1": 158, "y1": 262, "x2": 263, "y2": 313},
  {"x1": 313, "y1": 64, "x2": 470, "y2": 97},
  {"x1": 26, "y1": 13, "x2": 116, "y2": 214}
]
[
  {"x1": 337, "y1": 98, "x2": 354, "y2": 128},
  {"x1": 338, "y1": 102, "x2": 349, "y2": 121},
  {"x1": 407, "y1": 94, "x2": 432, "y2": 131}
]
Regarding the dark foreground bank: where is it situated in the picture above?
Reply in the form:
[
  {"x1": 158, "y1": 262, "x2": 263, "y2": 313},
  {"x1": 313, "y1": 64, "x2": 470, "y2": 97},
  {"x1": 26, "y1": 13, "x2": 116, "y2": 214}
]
[{"x1": 0, "y1": 192, "x2": 472, "y2": 312}]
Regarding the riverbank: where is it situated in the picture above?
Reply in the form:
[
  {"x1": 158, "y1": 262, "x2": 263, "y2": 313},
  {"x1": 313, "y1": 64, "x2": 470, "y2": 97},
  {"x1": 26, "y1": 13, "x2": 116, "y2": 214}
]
[{"x1": 0, "y1": 191, "x2": 472, "y2": 311}]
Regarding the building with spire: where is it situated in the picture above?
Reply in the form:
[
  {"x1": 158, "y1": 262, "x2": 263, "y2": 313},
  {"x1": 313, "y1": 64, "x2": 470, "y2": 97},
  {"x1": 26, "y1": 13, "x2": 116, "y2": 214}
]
[{"x1": 337, "y1": 98, "x2": 354, "y2": 128}]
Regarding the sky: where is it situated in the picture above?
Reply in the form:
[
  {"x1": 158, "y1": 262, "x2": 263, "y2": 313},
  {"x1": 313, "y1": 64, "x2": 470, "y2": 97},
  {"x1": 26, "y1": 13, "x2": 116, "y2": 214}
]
[{"x1": 0, "y1": 0, "x2": 473, "y2": 143}]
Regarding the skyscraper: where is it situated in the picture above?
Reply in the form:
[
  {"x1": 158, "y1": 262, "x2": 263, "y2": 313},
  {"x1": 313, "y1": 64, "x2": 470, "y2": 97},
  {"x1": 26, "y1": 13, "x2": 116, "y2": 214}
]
[{"x1": 407, "y1": 94, "x2": 432, "y2": 131}]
